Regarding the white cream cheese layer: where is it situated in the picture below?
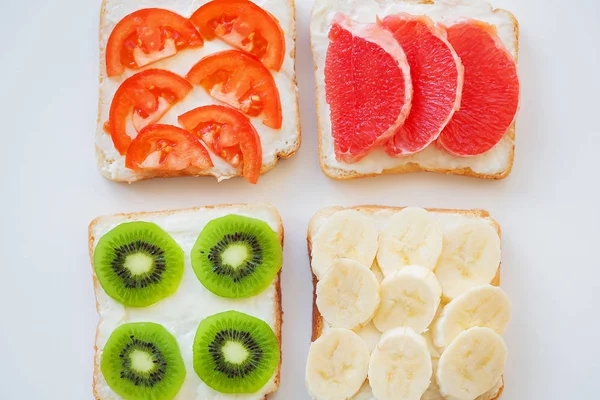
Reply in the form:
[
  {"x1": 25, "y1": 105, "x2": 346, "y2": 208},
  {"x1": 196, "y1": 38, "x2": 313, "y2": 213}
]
[
  {"x1": 311, "y1": 0, "x2": 518, "y2": 176},
  {"x1": 97, "y1": 0, "x2": 299, "y2": 181},
  {"x1": 311, "y1": 208, "x2": 503, "y2": 400},
  {"x1": 92, "y1": 205, "x2": 281, "y2": 400}
]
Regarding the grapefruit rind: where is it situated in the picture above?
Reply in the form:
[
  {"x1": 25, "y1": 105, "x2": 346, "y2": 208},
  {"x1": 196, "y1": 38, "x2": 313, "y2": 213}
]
[
  {"x1": 438, "y1": 19, "x2": 520, "y2": 158},
  {"x1": 382, "y1": 14, "x2": 464, "y2": 157},
  {"x1": 325, "y1": 13, "x2": 413, "y2": 163}
]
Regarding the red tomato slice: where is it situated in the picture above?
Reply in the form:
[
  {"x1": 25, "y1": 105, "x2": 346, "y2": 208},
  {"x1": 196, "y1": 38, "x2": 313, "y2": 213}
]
[
  {"x1": 106, "y1": 8, "x2": 204, "y2": 77},
  {"x1": 186, "y1": 50, "x2": 282, "y2": 129},
  {"x1": 190, "y1": 0, "x2": 285, "y2": 71},
  {"x1": 106, "y1": 69, "x2": 192, "y2": 155},
  {"x1": 178, "y1": 105, "x2": 262, "y2": 184},
  {"x1": 125, "y1": 124, "x2": 213, "y2": 171}
]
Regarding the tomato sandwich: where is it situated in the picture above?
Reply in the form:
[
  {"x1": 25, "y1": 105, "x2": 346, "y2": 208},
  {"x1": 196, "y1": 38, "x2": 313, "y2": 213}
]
[
  {"x1": 311, "y1": 0, "x2": 520, "y2": 180},
  {"x1": 96, "y1": 0, "x2": 300, "y2": 184}
]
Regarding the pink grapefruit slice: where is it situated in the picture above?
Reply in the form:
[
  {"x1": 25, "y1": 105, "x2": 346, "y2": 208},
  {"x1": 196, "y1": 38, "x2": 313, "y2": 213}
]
[
  {"x1": 325, "y1": 13, "x2": 412, "y2": 163},
  {"x1": 438, "y1": 20, "x2": 520, "y2": 157},
  {"x1": 381, "y1": 14, "x2": 464, "y2": 156}
]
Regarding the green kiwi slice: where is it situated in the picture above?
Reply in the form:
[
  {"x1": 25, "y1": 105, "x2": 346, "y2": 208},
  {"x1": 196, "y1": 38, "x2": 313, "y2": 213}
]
[
  {"x1": 193, "y1": 310, "x2": 280, "y2": 394},
  {"x1": 101, "y1": 322, "x2": 185, "y2": 400},
  {"x1": 191, "y1": 215, "x2": 282, "y2": 298},
  {"x1": 94, "y1": 222, "x2": 184, "y2": 307}
]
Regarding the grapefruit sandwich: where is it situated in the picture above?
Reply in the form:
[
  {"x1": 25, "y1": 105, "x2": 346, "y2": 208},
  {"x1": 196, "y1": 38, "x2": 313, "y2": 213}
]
[{"x1": 311, "y1": 0, "x2": 520, "y2": 179}]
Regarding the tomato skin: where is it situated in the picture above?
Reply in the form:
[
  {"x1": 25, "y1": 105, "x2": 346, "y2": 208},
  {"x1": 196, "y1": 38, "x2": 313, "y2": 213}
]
[
  {"x1": 186, "y1": 50, "x2": 282, "y2": 129},
  {"x1": 107, "y1": 69, "x2": 192, "y2": 155},
  {"x1": 125, "y1": 124, "x2": 213, "y2": 171},
  {"x1": 190, "y1": 0, "x2": 285, "y2": 71},
  {"x1": 179, "y1": 105, "x2": 262, "y2": 183},
  {"x1": 106, "y1": 8, "x2": 203, "y2": 77}
]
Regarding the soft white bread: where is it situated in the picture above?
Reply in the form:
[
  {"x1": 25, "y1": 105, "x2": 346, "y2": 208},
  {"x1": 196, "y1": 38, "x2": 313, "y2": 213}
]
[
  {"x1": 97, "y1": 0, "x2": 300, "y2": 183},
  {"x1": 307, "y1": 206, "x2": 504, "y2": 400},
  {"x1": 310, "y1": 0, "x2": 519, "y2": 180},
  {"x1": 89, "y1": 203, "x2": 283, "y2": 400}
]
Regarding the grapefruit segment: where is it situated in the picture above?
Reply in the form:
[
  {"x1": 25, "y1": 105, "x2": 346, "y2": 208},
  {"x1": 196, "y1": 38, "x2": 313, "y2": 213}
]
[
  {"x1": 438, "y1": 20, "x2": 520, "y2": 157},
  {"x1": 325, "y1": 13, "x2": 412, "y2": 163},
  {"x1": 381, "y1": 14, "x2": 464, "y2": 157}
]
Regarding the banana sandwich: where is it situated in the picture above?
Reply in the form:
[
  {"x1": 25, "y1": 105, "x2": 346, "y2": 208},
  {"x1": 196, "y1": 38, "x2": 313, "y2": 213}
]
[
  {"x1": 88, "y1": 204, "x2": 284, "y2": 400},
  {"x1": 306, "y1": 206, "x2": 511, "y2": 400}
]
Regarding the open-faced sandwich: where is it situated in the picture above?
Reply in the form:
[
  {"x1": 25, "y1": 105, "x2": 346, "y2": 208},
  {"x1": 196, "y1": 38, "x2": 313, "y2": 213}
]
[
  {"x1": 97, "y1": 0, "x2": 300, "y2": 184},
  {"x1": 307, "y1": 206, "x2": 511, "y2": 400},
  {"x1": 89, "y1": 204, "x2": 284, "y2": 399},
  {"x1": 311, "y1": 0, "x2": 520, "y2": 180}
]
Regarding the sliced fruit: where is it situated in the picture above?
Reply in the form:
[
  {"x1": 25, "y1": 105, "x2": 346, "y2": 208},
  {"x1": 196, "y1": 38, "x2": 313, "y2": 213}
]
[
  {"x1": 101, "y1": 322, "x2": 185, "y2": 400},
  {"x1": 94, "y1": 222, "x2": 184, "y2": 307},
  {"x1": 438, "y1": 20, "x2": 520, "y2": 157},
  {"x1": 437, "y1": 327, "x2": 507, "y2": 400},
  {"x1": 191, "y1": 214, "x2": 282, "y2": 298},
  {"x1": 370, "y1": 259, "x2": 384, "y2": 284},
  {"x1": 105, "y1": 69, "x2": 193, "y2": 155},
  {"x1": 106, "y1": 8, "x2": 203, "y2": 77},
  {"x1": 376, "y1": 207, "x2": 443, "y2": 277},
  {"x1": 316, "y1": 258, "x2": 380, "y2": 330},
  {"x1": 434, "y1": 284, "x2": 511, "y2": 348},
  {"x1": 325, "y1": 13, "x2": 412, "y2": 163},
  {"x1": 178, "y1": 105, "x2": 262, "y2": 184},
  {"x1": 381, "y1": 14, "x2": 463, "y2": 156},
  {"x1": 190, "y1": 0, "x2": 285, "y2": 71},
  {"x1": 186, "y1": 50, "x2": 282, "y2": 129},
  {"x1": 306, "y1": 328, "x2": 370, "y2": 400},
  {"x1": 372, "y1": 265, "x2": 442, "y2": 333},
  {"x1": 368, "y1": 327, "x2": 432, "y2": 400},
  {"x1": 193, "y1": 311, "x2": 279, "y2": 394},
  {"x1": 310, "y1": 209, "x2": 379, "y2": 279},
  {"x1": 434, "y1": 220, "x2": 501, "y2": 300},
  {"x1": 354, "y1": 322, "x2": 382, "y2": 354},
  {"x1": 125, "y1": 124, "x2": 214, "y2": 172}
]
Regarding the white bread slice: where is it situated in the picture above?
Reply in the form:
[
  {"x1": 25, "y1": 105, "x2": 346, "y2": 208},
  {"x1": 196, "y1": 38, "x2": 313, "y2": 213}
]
[
  {"x1": 97, "y1": 0, "x2": 300, "y2": 183},
  {"x1": 88, "y1": 203, "x2": 283, "y2": 400},
  {"x1": 310, "y1": 0, "x2": 519, "y2": 180},
  {"x1": 307, "y1": 205, "x2": 505, "y2": 400}
]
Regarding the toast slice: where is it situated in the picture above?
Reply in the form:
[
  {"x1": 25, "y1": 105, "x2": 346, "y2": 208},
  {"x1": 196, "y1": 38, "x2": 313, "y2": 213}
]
[
  {"x1": 310, "y1": 0, "x2": 519, "y2": 180},
  {"x1": 307, "y1": 205, "x2": 505, "y2": 400},
  {"x1": 89, "y1": 203, "x2": 283, "y2": 400},
  {"x1": 97, "y1": 0, "x2": 300, "y2": 183}
]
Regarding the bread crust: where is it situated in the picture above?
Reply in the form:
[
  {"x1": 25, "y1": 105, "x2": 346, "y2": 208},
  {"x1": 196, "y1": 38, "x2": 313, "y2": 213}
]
[
  {"x1": 89, "y1": 203, "x2": 284, "y2": 399},
  {"x1": 311, "y1": 0, "x2": 520, "y2": 181},
  {"x1": 307, "y1": 205, "x2": 504, "y2": 399},
  {"x1": 97, "y1": 0, "x2": 301, "y2": 184}
]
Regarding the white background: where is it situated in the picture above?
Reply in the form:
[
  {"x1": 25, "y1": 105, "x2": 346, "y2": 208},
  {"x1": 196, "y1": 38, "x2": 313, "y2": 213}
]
[{"x1": 0, "y1": 0, "x2": 599, "y2": 398}]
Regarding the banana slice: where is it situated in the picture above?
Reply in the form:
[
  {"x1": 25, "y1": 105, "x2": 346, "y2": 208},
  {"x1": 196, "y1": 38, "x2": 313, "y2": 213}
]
[
  {"x1": 377, "y1": 207, "x2": 443, "y2": 277},
  {"x1": 306, "y1": 328, "x2": 370, "y2": 400},
  {"x1": 368, "y1": 327, "x2": 432, "y2": 400},
  {"x1": 316, "y1": 258, "x2": 380, "y2": 329},
  {"x1": 371, "y1": 259, "x2": 384, "y2": 283},
  {"x1": 352, "y1": 381, "x2": 377, "y2": 400},
  {"x1": 434, "y1": 220, "x2": 501, "y2": 300},
  {"x1": 372, "y1": 265, "x2": 442, "y2": 333},
  {"x1": 437, "y1": 327, "x2": 507, "y2": 400},
  {"x1": 422, "y1": 330, "x2": 442, "y2": 360},
  {"x1": 354, "y1": 322, "x2": 381, "y2": 353},
  {"x1": 311, "y1": 210, "x2": 379, "y2": 279},
  {"x1": 434, "y1": 284, "x2": 511, "y2": 348}
]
